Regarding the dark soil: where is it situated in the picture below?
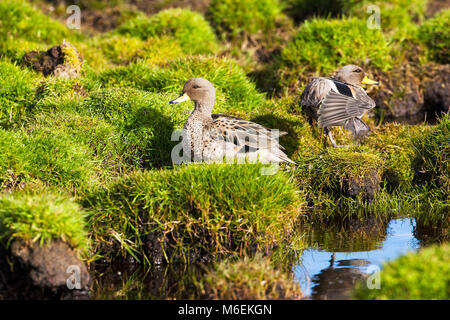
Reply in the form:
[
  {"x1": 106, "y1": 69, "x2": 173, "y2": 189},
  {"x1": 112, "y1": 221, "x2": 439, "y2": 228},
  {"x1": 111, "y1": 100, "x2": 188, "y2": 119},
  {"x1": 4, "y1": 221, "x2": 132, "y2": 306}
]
[
  {"x1": 0, "y1": 239, "x2": 90, "y2": 299},
  {"x1": 345, "y1": 170, "x2": 381, "y2": 202},
  {"x1": 426, "y1": 0, "x2": 450, "y2": 18}
]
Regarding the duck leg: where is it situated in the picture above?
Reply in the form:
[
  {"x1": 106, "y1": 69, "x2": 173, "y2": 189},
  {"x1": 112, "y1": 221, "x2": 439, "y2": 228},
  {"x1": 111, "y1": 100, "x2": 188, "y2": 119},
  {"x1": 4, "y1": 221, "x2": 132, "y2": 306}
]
[{"x1": 325, "y1": 127, "x2": 338, "y2": 148}]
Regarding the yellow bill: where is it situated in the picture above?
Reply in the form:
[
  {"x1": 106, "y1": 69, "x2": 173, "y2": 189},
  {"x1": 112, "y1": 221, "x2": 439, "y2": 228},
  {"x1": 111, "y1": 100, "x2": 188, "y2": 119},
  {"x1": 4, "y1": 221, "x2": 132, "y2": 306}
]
[
  {"x1": 361, "y1": 76, "x2": 379, "y2": 86},
  {"x1": 169, "y1": 92, "x2": 190, "y2": 104}
]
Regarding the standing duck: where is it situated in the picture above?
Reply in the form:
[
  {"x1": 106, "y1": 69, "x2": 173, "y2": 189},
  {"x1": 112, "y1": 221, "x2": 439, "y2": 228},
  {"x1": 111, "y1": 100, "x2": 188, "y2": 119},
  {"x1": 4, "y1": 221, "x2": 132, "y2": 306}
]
[
  {"x1": 170, "y1": 78, "x2": 294, "y2": 164},
  {"x1": 300, "y1": 65, "x2": 379, "y2": 147}
]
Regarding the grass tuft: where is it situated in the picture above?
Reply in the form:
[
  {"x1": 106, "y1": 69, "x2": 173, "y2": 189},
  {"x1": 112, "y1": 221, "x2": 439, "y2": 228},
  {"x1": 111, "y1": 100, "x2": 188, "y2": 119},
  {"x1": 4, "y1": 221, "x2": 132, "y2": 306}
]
[
  {"x1": 0, "y1": 192, "x2": 90, "y2": 253},
  {"x1": 82, "y1": 164, "x2": 304, "y2": 263}
]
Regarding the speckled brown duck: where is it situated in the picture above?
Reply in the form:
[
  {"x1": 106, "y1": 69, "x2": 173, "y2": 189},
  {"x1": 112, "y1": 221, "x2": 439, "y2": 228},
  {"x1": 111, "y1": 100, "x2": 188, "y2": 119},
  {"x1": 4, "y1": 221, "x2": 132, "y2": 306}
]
[
  {"x1": 170, "y1": 78, "x2": 294, "y2": 164},
  {"x1": 300, "y1": 65, "x2": 379, "y2": 147}
]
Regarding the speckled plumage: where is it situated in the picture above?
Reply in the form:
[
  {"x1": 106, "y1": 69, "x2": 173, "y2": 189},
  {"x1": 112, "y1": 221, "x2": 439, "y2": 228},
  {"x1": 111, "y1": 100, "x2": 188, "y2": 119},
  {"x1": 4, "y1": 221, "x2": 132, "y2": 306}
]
[{"x1": 170, "y1": 78, "x2": 294, "y2": 164}]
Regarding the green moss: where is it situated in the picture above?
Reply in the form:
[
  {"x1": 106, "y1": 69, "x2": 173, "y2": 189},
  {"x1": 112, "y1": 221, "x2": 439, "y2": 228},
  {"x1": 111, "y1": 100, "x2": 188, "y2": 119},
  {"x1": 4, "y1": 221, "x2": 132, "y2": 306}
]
[
  {"x1": 116, "y1": 8, "x2": 218, "y2": 55},
  {"x1": 82, "y1": 164, "x2": 304, "y2": 263},
  {"x1": 0, "y1": 192, "x2": 89, "y2": 253},
  {"x1": 0, "y1": 60, "x2": 40, "y2": 128},
  {"x1": 417, "y1": 9, "x2": 450, "y2": 64},
  {"x1": 277, "y1": 17, "x2": 392, "y2": 91},
  {"x1": 354, "y1": 244, "x2": 450, "y2": 300},
  {"x1": 199, "y1": 254, "x2": 303, "y2": 299},
  {"x1": 348, "y1": 0, "x2": 427, "y2": 35},
  {"x1": 74, "y1": 41, "x2": 112, "y2": 72},
  {"x1": 413, "y1": 114, "x2": 450, "y2": 193},
  {"x1": 91, "y1": 35, "x2": 185, "y2": 65},
  {"x1": 96, "y1": 56, "x2": 267, "y2": 112},
  {"x1": 207, "y1": 0, "x2": 288, "y2": 43},
  {"x1": 61, "y1": 41, "x2": 83, "y2": 73},
  {"x1": 0, "y1": 0, "x2": 80, "y2": 54}
]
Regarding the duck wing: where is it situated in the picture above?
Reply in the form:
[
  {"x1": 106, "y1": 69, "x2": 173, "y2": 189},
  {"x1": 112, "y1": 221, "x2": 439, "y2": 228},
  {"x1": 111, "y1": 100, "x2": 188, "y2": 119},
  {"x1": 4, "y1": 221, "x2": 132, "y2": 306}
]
[
  {"x1": 206, "y1": 114, "x2": 294, "y2": 163},
  {"x1": 317, "y1": 90, "x2": 376, "y2": 128},
  {"x1": 210, "y1": 114, "x2": 287, "y2": 148},
  {"x1": 300, "y1": 77, "x2": 335, "y2": 119}
]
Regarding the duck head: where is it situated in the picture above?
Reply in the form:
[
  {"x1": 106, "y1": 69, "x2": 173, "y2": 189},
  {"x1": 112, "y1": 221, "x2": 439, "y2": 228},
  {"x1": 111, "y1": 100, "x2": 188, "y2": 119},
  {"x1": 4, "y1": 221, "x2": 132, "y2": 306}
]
[
  {"x1": 334, "y1": 65, "x2": 379, "y2": 87},
  {"x1": 169, "y1": 78, "x2": 216, "y2": 113}
]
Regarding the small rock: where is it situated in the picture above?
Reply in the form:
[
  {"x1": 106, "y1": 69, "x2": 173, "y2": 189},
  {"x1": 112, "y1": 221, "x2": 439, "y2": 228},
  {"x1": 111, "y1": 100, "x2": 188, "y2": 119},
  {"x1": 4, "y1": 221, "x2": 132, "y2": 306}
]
[{"x1": 24, "y1": 41, "x2": 83, "y2": 78}]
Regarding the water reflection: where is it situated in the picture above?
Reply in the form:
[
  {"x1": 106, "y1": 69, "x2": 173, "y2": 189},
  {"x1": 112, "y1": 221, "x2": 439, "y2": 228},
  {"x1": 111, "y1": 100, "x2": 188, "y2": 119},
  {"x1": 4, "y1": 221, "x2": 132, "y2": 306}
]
[{"x1": 295, "y1": 218, "x2": 420, "y2": 299}]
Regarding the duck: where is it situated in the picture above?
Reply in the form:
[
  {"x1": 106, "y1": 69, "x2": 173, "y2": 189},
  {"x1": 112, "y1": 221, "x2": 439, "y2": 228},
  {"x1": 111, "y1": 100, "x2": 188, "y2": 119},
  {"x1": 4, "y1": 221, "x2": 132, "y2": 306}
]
[
  {"x1": 300, "y1": 65, "x2": 379, "y2": 147},
  {"x1": 169, "y1": 78, "x2": 294, "y2": 164}
]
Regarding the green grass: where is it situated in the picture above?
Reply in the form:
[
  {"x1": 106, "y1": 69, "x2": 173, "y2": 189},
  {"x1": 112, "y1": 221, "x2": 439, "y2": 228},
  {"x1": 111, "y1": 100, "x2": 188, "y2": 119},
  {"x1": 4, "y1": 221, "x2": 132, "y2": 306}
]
[
  {"x1": 0, "y1": 126, "x2": 96, "y2": 190},
  {"x1": 95, "y1": 56, "x2": 267, "y2": 112},
  {"x1": 116, "y1": 8, "x2": 218, "y2": 55},
  {"x1": 354, "y1": 244, "x2": 450, "y2": 300},
  {"x1": 76, "y1": 88, "x2": 187, "y2": 168},
  {"x1": 412, "y1": 114, "x2": 450, "y2": 194},
  {"x1": 82, "y1": 164, "x2": 304, "y2": 264},
  {"x1": 0, "y1": 59, "x2": 40, "y2": 128},
  {"x1": 417, "y1": 9, "x2": 450, "y2": 64},
  {"x1": 199, "y1": 254, "x2": 303, "y2": 299},
  {"x1": 0, "y1": 192, "x2": 90, "y2": 253}
]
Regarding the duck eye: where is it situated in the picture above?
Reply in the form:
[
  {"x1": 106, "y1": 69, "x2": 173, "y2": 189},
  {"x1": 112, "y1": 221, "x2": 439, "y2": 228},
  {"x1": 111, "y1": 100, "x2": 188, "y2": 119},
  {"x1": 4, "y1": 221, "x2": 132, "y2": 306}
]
[
  {"x1": 192, "y1": 85, "x2": 201, "y2": 89},
  {"x1": 353, "y1": 69, "x2": 362, "y2": 73}
]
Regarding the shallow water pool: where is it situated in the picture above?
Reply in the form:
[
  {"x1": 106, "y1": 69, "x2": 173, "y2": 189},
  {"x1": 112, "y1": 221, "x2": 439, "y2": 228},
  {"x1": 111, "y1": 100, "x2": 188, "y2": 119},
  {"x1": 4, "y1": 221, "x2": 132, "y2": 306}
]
[{"x1": 294, "y1": 217, "x2": 421, "y2": 299}]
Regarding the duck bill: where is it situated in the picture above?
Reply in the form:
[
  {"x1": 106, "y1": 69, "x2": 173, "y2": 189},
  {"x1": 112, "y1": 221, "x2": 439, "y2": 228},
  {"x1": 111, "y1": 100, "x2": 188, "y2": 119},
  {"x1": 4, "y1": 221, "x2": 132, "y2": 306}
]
[
  {"x1": 361, "y1": 76, "x2": 379, "y2": 86},
  {"x1": 169, "y1": 93, "x2": 190, "y2": 104}
]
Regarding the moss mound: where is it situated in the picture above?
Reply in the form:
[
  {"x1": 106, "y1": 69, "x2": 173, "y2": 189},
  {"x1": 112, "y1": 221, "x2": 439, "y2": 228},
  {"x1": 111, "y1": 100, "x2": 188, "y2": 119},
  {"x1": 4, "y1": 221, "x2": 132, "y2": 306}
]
[
  {"x1": 348, "y1": 0, "x2": 427, "y2": 34},
  {"x1": 83, "y1": 164, "x2": 304, "y2": 263},
  {"x1": 283, "y1": 0, "x2": 352, "y2": 22},
  {"x1": 116, "y1": 8, "x2": 218, "y2": 55},
  {"x1": 417, "y1": 9, "x2": 450, "y2": 64},
  {"x1": 0, "y1": 192, "x2": 89, "y2": 253},
  {"x1": 207, "y1": 0, "x2": 288, "y2": 43},
  {"x1": 354, "y1": 244, "x2": 450, "y2": 300},
  {"x1": 199, "y1": 254, "x2": 303, "y2": 299},
  {"x1": 296, "y1": 146, "x2": 384, "y2": 202}
]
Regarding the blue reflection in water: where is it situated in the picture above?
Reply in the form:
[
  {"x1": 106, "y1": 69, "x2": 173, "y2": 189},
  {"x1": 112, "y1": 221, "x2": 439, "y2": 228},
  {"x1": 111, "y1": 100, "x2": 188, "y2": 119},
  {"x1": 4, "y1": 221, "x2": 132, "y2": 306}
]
[{"x1": 294, "y1": 218, "x2": 420, "y2": 299}]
